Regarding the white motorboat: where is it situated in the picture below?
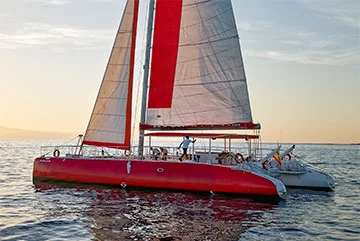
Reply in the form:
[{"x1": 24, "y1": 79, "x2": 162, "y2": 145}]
[
  {"x1": 193, "y1": 142, "x2": 335, "y2": 191},
  {"x1": 251, "y1": 145, "x2": 336, "y2": 191}
]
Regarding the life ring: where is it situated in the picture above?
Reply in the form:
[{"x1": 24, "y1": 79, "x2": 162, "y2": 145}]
[
  {"x1": 235, "y1": 153, "x2": 245, "y2": 162},
  {"x1": 53, "y1": 149, "x2": 60, "y2": 157}
]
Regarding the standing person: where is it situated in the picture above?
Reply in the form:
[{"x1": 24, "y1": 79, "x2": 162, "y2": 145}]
[{"x1": 178, "y1": 136, "x2": 196, "y2": 161}]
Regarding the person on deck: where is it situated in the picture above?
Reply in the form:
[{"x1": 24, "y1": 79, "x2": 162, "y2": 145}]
[
  {"x1": 160, "y1": 147, "x2": 168, "y2": 160},
  {"x1": 194, "y1": 154, "x2": 200, "y2": 163},
  {"x1": 150, "y1": 147, "x2": 160, "y2": 160},
  {"x1": 178, "y1": 136, "x2": 196, "y2": 161}
]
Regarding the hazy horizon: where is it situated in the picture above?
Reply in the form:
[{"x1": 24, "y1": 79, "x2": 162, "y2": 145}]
[
  {"x1": 0, "y1": 0, "x2": 359, "y2": 144},
  {"x1": 1, "y1": 125, "x2": 359, "y2": 145},
  {"x1": 0, "y1": 126, "x2": 77, "y2": 139}
]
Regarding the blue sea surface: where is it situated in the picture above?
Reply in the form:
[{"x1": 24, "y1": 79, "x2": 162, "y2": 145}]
[{"x1": 0, "y1": 140, "x2": 359, "y2": 240}]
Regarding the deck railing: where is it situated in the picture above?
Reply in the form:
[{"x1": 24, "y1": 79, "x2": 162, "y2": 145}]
[{"x1": 39, "y1": 144, "x2": 274, "y2": 165}]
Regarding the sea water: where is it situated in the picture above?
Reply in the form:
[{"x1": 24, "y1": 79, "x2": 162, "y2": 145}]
[{"x1": 0, "y1": 140, "x2": 359, "y2": 241}]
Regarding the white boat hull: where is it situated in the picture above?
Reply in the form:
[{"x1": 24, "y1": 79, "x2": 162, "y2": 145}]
[
  {"x1": 275, "y1": 166, "x2": 335, "y2": 190},
  {"x1": 264, "y1": 159, "x2": 335, "y2": 191}
]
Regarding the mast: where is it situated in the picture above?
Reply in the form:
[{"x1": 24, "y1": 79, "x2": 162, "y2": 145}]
[{"x1": 138, "y1": 0, "x2": 155, "y2": 157}]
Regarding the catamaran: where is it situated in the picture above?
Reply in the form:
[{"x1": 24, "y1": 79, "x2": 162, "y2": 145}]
[{"x1": 33, "y1": 0, "x2": 287, "y2": 198}]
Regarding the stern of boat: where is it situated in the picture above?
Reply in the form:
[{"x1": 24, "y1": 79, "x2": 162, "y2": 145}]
[
  {"x1": 231, "y1": 165, "x2": 287, "y2": 199},
  {"x1": 277, "y1": 164, "x2": 336, "y2": 191}
]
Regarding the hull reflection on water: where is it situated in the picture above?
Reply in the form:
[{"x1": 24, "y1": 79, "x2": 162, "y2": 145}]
[{"x1": 34, "y1": 182, "x2": 280, "y2": 240}]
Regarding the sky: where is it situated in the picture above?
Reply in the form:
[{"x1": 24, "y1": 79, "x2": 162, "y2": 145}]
[{"x1": 0, "y1": 0, "x2": 359, "y2": 144}]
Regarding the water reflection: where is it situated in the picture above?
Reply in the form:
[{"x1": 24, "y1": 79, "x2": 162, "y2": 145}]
[{"x1": 34, "y1": 182, "x2": 279, "y2": 241}]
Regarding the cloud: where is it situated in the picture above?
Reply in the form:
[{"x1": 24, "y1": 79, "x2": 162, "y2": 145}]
[
  {"x1": 238, "y1": 20, "x2": 272, "y2": 32},
  {"x1": 0, "y1": 22, "x2": 114, "y2": 51},
  {"x1": 296, "y1": 0, "x2": 360, "y2": 29},
  {"x1": 245, "y1": 48, "x2": 360, "y2": 66},
  {"x1": 281, "y1": 32, "x2": 335, "y2": 48},
  {"x1": 25, "y1": 0, "x2": 69, "y2": 5}
]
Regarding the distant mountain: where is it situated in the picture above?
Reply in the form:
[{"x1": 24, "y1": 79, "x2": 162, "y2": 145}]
[{"x1": 0, "y1": 126, "x2": 77, "y2": 139}]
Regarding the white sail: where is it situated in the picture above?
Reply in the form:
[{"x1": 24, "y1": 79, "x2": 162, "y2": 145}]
[
  {"x1": 83, "y1": 0, "x2": 139, "y2": 149},
  {"x1": 144, "y1": 0, "x2": 257, "y2": 130}
]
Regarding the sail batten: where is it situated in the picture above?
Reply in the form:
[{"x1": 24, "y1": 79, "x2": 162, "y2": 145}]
[
  {"x1": 145, "y1": 0, "x2": 256, "y2": 130},
  {"x1": 83, "y1": 0, "x2": 139, "y2": 149}
]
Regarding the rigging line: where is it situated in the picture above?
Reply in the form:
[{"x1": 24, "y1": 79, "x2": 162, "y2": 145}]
[
  {"x1": 179, "y1": 35, "x2": 238, "y2": 47},
  {"x1": 112, "y1": 46, "x2": 131, "y2": 49},
  {"x1": 117, "y1": 30, "x2": 131, "y2": 34},
  {"x1": 175, "y1": 78, "x2": 245, "y2": 87},
  {"x1": 169, "y1": 80, "x2": 190, "y2": 128},
  {"x1": 176, "y1": 63, "x2": 243, "y2": 81},
  {"x1": 98, "y1": 96, "x2": 127, "y2": 100},
  {"x1": 108, "y1": 63, "x2": 130, "y2": 66},
  {"x1": 93, "y1": 113, "x2": 126, "y2": 117},
  {"x1": 87, "y1": 129, "x2": 125, "y2": 135},
  {"x1": 57, "y1": 135, "x2": 83, "y2": 147},
  {"x1": 180, "y1": 23, "x2": 237, "y2": 47},
  {"x1": 178, "y1": 102, "x2": 251, "y2": 116},
  {"x1": 174, "y1": 87, "x2": 252, "y2": 117},
  {"x1": 182, "y1": 0, "x2": 211, "y2": 8},
  {"x1": 103, "y1": 80, "x2": 131, "y2": 83},
  {"x1": 180, "y1": 6, "x2": 237, "y2": 43},
  {"x1": 91, "y1": 77, "x2": 128, "y2": 114},
  {"x1": 174, "y1": 81, "x2": 250, "y2": 108},
  {"x1": 181, "y1": 7, "x2": 232, "y2": 30},
  {"x1": 175, "y1": 86, "x2": 244, "y2": 98},
  {"x1": 36, "y1": 135, "x2": 81, "y2": 157},
  {"x1": 177, "y1": 45, "x2": 239, "y2": 64}
]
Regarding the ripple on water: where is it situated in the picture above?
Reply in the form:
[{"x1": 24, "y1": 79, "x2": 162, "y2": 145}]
[
  {"x1": 0, "y1": 220, "x2": 92, "y2": 241},
  {"x1": 0, "y1": 141, "x2": 359, "y2": 240}
]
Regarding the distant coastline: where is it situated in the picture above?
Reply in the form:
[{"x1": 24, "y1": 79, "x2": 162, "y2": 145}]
[{"x1": 0, "y1": 126, "x2": 77, "y2": 139}]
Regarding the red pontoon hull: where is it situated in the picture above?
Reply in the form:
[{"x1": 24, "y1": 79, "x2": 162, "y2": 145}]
[{"x1": 33, "y1": 157, "x2": 285, "y2": 198}]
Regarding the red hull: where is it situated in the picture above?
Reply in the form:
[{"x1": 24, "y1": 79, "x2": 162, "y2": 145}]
[{"x1": 33, "y1": 157, "x2": 283, "y2": 197}]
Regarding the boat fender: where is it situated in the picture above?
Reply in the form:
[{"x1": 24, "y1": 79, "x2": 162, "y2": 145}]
[
  {"x1": 127, "y1": 161, "x2": 131, "y2": 174},
  {"x1": 53, "y1": 149, "x2": 60, "y2": 157}
]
